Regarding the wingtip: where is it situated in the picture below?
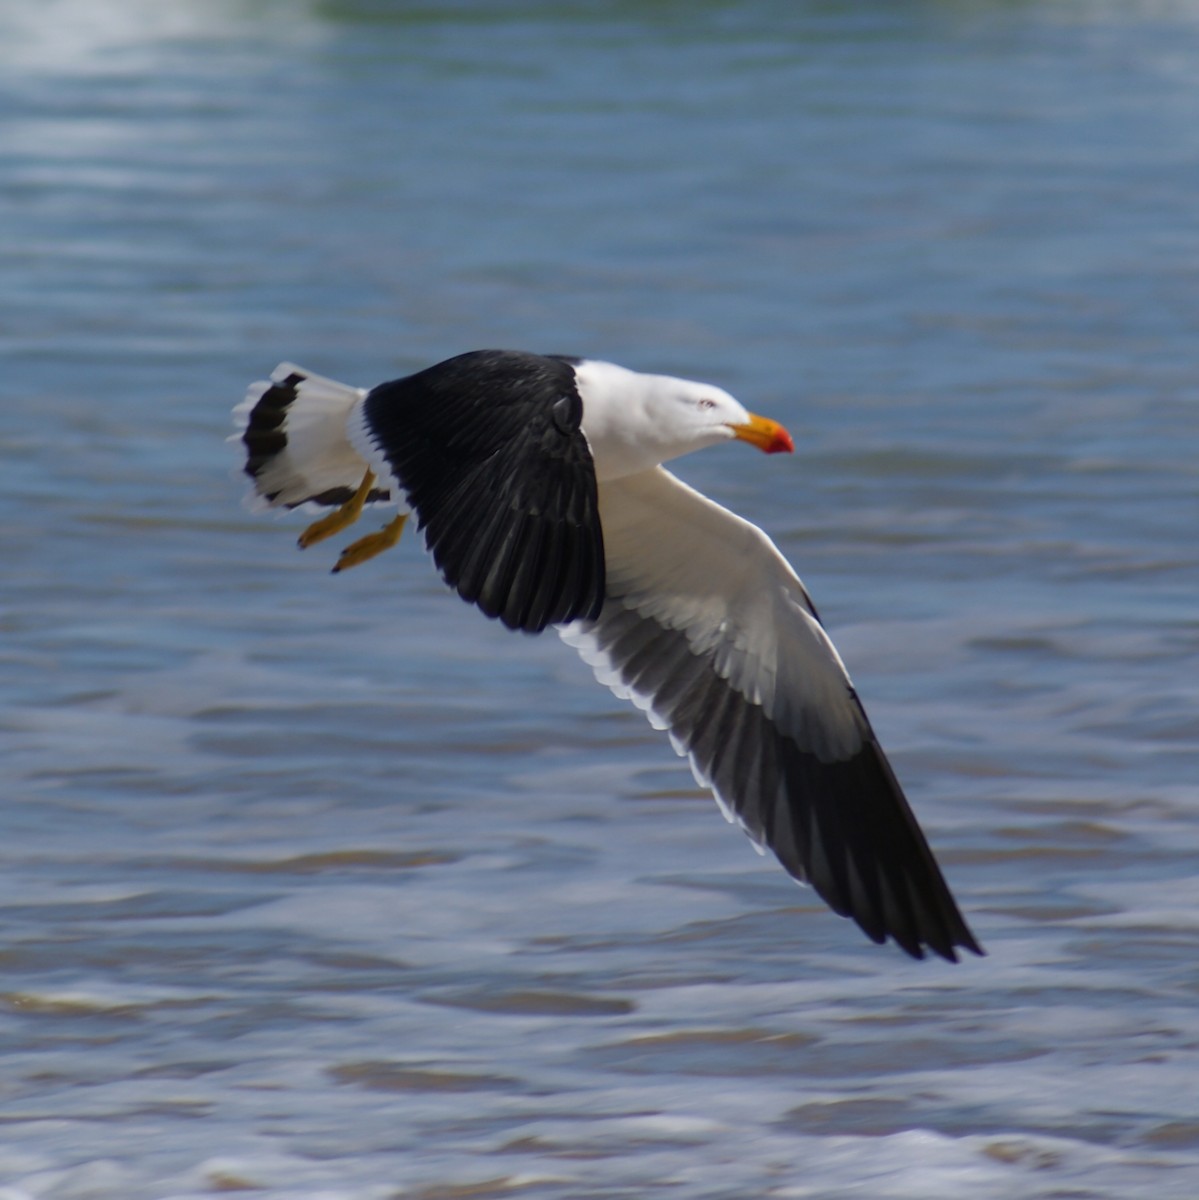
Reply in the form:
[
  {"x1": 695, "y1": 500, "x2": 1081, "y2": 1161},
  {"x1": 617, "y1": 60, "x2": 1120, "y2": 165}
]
[{"x1": 897, "y1": 924, "x2": 985, "y2": 964}]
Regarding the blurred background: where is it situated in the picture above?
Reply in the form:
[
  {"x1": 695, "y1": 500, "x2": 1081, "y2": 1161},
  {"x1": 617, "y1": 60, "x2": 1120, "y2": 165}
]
[{"x1": 1, "y1": 1, "x2": 1197, "y2": 1197}]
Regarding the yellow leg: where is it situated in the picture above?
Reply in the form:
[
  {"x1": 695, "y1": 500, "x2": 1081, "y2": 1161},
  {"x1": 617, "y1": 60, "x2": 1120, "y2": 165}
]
[
  {"x1": 297, "y1": 469, "x2": 375, "y2": 550},
  {"x1": 332, "y1": 514, "x2": 408, "y2": 574}
]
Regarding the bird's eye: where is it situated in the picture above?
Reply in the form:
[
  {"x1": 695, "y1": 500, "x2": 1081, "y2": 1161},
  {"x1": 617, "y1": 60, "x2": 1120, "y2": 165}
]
[{"x1": 697, "y1": 397, "x2": 716, "y2": 411}]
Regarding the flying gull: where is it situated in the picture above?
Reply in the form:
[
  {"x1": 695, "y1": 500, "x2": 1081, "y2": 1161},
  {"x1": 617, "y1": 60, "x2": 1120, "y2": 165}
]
[{"x1": 233, "y1": 349, "x2": 981, "y2": 962}]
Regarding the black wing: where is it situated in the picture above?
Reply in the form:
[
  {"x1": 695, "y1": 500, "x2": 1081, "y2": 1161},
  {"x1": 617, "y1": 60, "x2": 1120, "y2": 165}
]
[
  {"x1": 359, "y1": 350, "x2": 605, "y2": 634},
  {"x1": 561, "y1": 467, "x2": 982, "y2": 962}
]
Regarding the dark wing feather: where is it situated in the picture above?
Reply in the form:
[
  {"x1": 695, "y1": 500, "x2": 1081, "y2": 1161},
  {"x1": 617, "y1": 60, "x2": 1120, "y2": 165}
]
[
  {"x1": 358, "y1": 350, "x2": 605, "y2": 633},
  {"x1": 560, "y1": 467, "x2": 981, "y2": 962}
]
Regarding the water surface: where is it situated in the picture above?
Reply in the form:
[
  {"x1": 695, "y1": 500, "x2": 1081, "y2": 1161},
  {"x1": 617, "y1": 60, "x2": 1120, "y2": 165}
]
[{"x1": 2, "y1": 2, "x2": 1198, "y2": 1197}]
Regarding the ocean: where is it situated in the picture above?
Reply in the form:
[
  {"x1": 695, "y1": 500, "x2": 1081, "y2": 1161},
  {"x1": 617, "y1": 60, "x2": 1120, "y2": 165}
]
[{"x1": 2, "y1": 1, "x2": 1197, "y2": 1196}]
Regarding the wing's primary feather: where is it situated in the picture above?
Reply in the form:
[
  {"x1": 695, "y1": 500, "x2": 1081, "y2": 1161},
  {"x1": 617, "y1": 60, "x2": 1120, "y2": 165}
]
[{"x1": 560, "y1": 466, "x2": 980, "y2": 961}]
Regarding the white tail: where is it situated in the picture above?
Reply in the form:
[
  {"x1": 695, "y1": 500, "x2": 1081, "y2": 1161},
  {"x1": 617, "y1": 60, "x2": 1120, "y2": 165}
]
[{"x1": 232, "y1": 363, "x2": 377, "y2": 511}]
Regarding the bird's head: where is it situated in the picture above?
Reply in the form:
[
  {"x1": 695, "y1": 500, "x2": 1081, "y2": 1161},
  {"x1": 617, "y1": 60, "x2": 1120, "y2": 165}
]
[
  {"x1": 573, "y1": 359, "x2": 794, "y2": 481},
  {"x1": 662, "y1": 379, "x2": 795, "y2": 457}
]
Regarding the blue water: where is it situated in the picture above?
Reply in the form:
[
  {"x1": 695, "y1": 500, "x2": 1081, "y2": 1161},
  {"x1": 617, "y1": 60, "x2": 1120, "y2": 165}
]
[{"x1": 2, "y1": 1, "x2": 1198, "y2": 1197}]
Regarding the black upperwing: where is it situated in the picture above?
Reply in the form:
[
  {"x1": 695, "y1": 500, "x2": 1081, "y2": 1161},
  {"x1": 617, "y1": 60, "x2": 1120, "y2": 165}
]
[{"x1": 360, "y1": 350, "x2": 605, "y2": 633}]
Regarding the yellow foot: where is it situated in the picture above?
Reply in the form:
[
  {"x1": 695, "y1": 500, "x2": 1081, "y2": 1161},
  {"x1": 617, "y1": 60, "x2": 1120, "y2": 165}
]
[
  {"x1": 332, "y1": 514, "x2": 408, "y2": 574},
  {"x1": 298, "y1": 470, "x2": 376, "y2": 550}
]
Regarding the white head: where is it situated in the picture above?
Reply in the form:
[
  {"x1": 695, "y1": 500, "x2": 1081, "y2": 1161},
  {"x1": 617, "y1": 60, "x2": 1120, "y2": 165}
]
[{"x1": 571, "y1": 359, "x2": 793, "y2": 482}]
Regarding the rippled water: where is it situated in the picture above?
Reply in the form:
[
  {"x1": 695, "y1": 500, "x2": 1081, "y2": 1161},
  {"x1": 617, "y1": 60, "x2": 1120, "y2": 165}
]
[{"x1": 2, "y1": 1, "x2": 1198, "y2": 1197}]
